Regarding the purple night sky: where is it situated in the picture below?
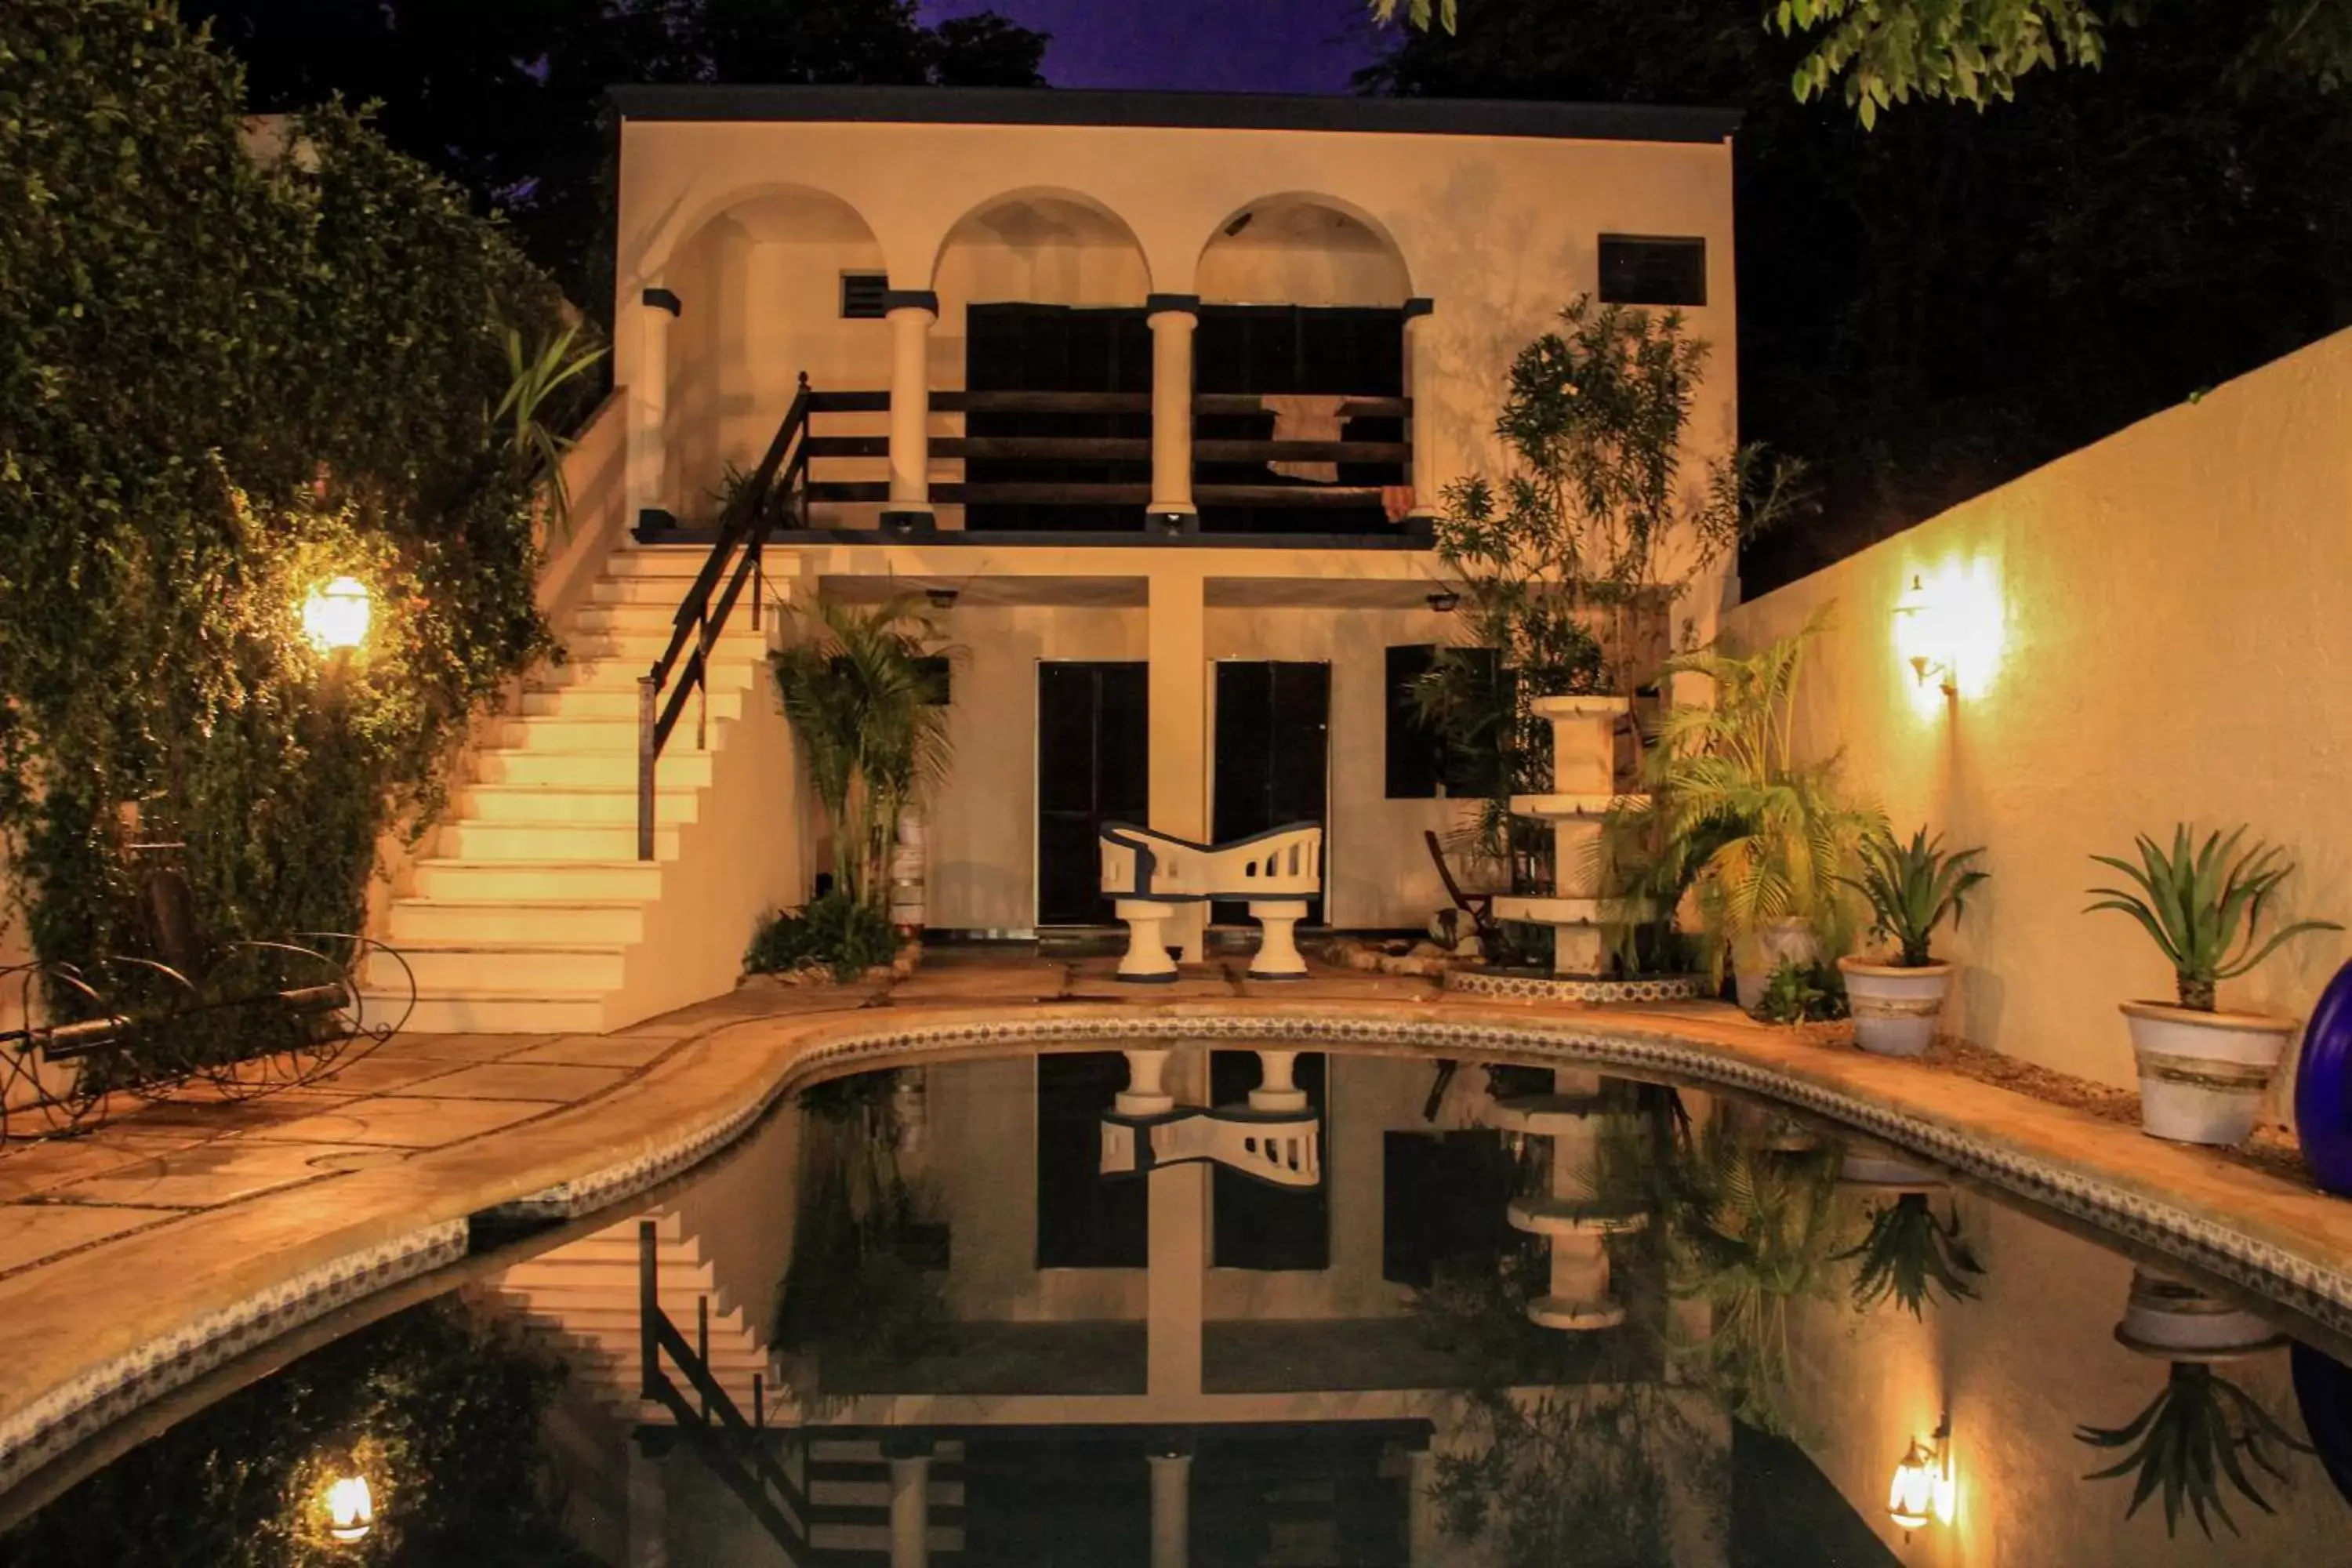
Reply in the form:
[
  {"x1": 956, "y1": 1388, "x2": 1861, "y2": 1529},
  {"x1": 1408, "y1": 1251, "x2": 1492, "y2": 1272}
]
[{"x1": 918, "y1": 0, "x2": 1394, "y2": 95}]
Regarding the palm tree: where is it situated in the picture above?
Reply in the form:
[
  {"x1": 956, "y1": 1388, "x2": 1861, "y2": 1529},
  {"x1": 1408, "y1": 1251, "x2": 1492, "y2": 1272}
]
[
  {"x1": 770, "y1": 597, "x2": 956, "y2": 907},
  {"x1": 1604, "y1": 612, "x2": 1876, "y2": 985}
]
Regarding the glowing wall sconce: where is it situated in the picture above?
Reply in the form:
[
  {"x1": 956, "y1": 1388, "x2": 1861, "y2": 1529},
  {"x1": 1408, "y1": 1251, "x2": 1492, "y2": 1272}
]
[
  {"x1": 302, "y1": 575, "x2": 373, "y2": 655},
  {"x1": 324, "y1": 1473, "x2": 374, "y2": 1543},
  {"x1": 1892, "y1": 574, "x2": 1955, "y2": 697},
  {"x1": 1886, "y1": 1415, "x2": 1956, "y2": 1534}
]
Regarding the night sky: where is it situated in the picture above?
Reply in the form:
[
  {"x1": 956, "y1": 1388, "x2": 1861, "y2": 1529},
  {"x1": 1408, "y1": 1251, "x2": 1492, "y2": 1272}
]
[{"x1": 919, "y1": 0, "x2": 1392, "y2": 94}]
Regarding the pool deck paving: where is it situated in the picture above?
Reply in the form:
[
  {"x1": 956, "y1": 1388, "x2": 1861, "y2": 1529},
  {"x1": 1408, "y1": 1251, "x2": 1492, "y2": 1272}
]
[{"x1": 3, "y1": 950, "x2": 2350, "y2": 1507}]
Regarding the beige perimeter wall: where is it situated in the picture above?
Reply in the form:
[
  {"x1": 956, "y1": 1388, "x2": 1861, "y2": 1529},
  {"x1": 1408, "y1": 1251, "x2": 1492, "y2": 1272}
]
[{"x1": 1724, "y1": 327, "x2": 2352, "y2": 1102}]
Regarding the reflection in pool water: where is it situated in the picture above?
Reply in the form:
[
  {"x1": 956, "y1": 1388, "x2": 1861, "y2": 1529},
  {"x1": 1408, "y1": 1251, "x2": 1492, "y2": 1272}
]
[{"x1": 4, "y1": 1046, "x2": 2348, "y2": 1566}]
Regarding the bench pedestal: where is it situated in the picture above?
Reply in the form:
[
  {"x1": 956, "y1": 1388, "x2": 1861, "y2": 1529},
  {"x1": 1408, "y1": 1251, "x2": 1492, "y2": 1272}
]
[
  {"x1": 1246, "y1": 900, "x2": 1310, "y2": 980},
  {"x1": 1113, "y1": 901, "x2": 1181, "y2": 982}
]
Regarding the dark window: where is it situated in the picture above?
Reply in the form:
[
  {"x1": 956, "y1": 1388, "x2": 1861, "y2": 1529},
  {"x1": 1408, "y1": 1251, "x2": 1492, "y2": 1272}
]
[
  {"x1": 1210, "y1": 661, "x2": 1328, "y2": 927},
  {"x1": 915, "y1": 655, "x2": 951, "y2": 706},
  {"x1": 1598, "y1": 235, "x2": 1707, "y2": 307},
  {"x1": 1385, "y1": 644, "x2": 1443, "y2": 799},
  {"x1": 840, "y1": 271, "x2": 887, "y2": 319},
  {"x1": 964, "y1": 303, "x2": 1153, "y2": 532},
  {"x1": 1036, "y1": 662, "x2": 1149, "y2": 926}
]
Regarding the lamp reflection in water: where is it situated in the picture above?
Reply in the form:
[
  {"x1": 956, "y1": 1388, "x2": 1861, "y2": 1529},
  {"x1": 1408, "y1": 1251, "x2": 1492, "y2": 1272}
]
[
  {"x1": 324, "y1": 1472, "x2": 374, "y2": 1543},
  {"x1": 302, "y1": 575, "x2": 373, "y2": 655},
  {"x1": 1887, "y1": 1414, "x2": 1956, "y2": 1534}
]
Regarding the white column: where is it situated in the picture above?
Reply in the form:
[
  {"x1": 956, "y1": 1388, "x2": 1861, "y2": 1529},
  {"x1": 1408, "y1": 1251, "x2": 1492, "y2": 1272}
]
[
  {"x1": 1146, "y1": 1161, "x2": 1207, "y2": 1399},
  {"x1": 1149, "y1": 1449, "x2": 1192, "y2": 1568},
  {"x1": 1402, "y1": 298, "x2": 1437, "y2": 519},
  {"x1": 886, "y1": 292, "x2": 938, "y2": 518},
  {"x1": 626, "y1": 1433, "x2": 669, "y2": 1568},
  {"x1": 1147, "y1": 564, "x2": 1210, "y2": 962},
  {"x1": 888, "y1": 1452, "x2": 932, "y2": 1568},
  {"x1": 1147, "y1": 296, "x2": 1199, "y2": 525},
  {"x1": 630, "y1": 285, "x2": 680, "y2": 527},
  {"x1": 1405, "y1": 1445, "x2": 1439, "y2": 1566}
]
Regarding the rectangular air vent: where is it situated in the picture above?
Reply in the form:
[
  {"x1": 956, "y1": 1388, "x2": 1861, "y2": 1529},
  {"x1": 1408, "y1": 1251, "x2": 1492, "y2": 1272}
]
[
  {"x1": 840, "y1": 271, "x2": 887, "y2": 320},
  {"x1": 1598, "y1": 235, "x2": 1707, "y2": 307}
]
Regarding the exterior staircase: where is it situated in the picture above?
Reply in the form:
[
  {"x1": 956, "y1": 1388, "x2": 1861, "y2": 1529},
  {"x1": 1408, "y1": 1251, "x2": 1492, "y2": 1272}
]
[{"x1": 365, "y1": 546, "x2": 793, "y2": 1032}]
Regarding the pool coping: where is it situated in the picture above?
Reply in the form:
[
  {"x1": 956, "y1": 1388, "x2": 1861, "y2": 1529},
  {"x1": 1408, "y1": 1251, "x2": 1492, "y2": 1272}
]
[{"x1": 5, "y1": 989, "x2": 2350, "y2": 1508}]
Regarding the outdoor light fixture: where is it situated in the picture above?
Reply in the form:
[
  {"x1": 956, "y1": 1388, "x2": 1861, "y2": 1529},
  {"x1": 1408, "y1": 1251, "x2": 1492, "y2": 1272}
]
[
  {"x1": 302, "y1": 575, "x2": 372, "y2": 655},
  {"x1": 1886, "y1": 1416, "x2": 1955, "y2": 1534},
  {"x1": 1891, "y1": 574, "x2": 1955, "y2": 697},
  {"x1": 324, "y1": 1473, "x2": 374, "y2": 1543},
  {"x1": 926, "y1": 586, "x2": 959, "y2": 612},
  {"x1": 1427, "y1": 588, "x2": 1461, "y2": 613}
]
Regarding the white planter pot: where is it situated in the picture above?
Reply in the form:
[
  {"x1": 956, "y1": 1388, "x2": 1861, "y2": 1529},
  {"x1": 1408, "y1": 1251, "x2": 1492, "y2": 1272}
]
[
  {"x1": 2119, "y1": 1000, "x2": 2298, "y2": 1147},
  {"x1": 2114, "y1": 1268, "x2": 2281, "y2": 1359},
  {"x1": 1838, "y1": 958, "x2": 1953, "y2": 1058},
  {"x1": 1837, "y1": 1137, "x2": 1944, "y2": 1192},
  {"x1": 1733, "y1": 920, "x2": 1819, "y2": 1011}
]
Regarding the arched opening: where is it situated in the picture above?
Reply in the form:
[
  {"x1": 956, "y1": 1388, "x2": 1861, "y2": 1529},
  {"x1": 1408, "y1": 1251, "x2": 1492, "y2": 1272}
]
[
  {"x1": 662, "y1": 186, "x2": 886, "y2": 526},
  {"x1": 1192, "y1": 197, "x2": 1416, "y2": 535},
  {"x1": 933, "y1": 191, "x2": 1156, "y2": 532}
]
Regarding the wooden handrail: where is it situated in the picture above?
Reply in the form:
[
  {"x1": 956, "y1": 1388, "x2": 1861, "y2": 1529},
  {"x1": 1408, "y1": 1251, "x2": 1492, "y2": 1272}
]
[{"x1": 638, "y1": 374, "x2": 811, "y2": 859}]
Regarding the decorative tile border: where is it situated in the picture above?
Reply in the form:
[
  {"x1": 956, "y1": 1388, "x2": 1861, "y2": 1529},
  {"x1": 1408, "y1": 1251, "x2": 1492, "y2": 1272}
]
[
  {"x1": 1445, "y1": 970, "x2": 1708, "y2": 1005},
  {"x1": 0, "y1": 1219, "x2": 466, "y2": 1497}
]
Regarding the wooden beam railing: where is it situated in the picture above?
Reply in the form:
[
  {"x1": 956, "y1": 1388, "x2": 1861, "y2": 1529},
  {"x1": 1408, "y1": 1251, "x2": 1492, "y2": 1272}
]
[
  {"x1": 639, "y1": 1219, "x2": 809, "y2": 1562},
  {"x1": 637, "y1": 375, "x2": 811, "y2": 859}
]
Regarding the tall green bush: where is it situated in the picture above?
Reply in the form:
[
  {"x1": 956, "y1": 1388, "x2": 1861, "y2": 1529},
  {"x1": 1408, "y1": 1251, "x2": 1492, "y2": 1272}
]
[{"x1": 0, "y1": 2, "x2": 583, "y2": 977}]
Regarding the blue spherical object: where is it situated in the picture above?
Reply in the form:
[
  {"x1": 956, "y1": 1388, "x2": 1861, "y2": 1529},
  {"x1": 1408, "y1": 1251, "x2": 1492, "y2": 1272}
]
[{"x1": 2293, "y1": 960, "x2": 2352, "y2": 1196}]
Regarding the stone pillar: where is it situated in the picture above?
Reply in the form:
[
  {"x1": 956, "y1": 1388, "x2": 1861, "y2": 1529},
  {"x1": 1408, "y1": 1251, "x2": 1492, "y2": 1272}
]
[
  {"x1": 1402, "y1": 298, "x2": 1438, "y2": 519},
  {"x1": 1119, "y1": 1048, "x2": 1178, "y2": 1116},
  {"x1": 1149, "y1": 1446, "x2": 1193, "y2": 1568},
  {"x1": 626, "y1": 1431, "x2": 670, "y2": 1568},
  {"x1": 630, "y1": 285, "x2": 681, "y2": 530},
  {"x1": 887, "y1": 1447, "x2": 933, "y2": 1568},
  {"x1": 1404, "y1": 1444, "x2": 1439, "y2": 1566},
  {"x1": 1248, "y1": 1049, "x2": 1308, "y2": 1113},
  {"x1": 1147, "y1": 1161, "x2": 1207, "y2": 1399},
  {"x1": 1147, "y1": 564, "x2": 1209, "y2": 961},
  {"x1": 885, "y1": 290, "x2": 938, "y2": 526},
  {"x1": 1146, "y1": 295, "x2": 1200, "y2": 528}
]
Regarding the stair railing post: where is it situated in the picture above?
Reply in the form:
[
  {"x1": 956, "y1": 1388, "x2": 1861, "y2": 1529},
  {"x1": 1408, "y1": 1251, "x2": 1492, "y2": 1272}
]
[
  {"x1": 637, "y1": 675, "x2": 658, "y2": 862},
  {"x1": 694, "y1": 604, "x2": 710, "y2": 752},
  {"x1": 698, "y1": 1295, "x2": 711, "y2": 1423},
  {"x1": 638, "y1": 1218, "x2": 659, "y2": 1402}
]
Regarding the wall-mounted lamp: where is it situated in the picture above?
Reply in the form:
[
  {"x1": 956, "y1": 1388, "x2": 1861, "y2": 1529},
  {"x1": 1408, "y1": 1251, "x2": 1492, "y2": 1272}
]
[
  {"x1": 302, "y1": 575, "x2": 372, "y2": 656},
  {"x1": 1427, "y1": 588, "x2": 1461, "y2": 614},
  {"x1": 1886, "y1": 1415, "x2": 1955, "y2": 1535},
  {"x1": 1891, "y1": 574, "x2": 1955, "y2": 697},
  {"x1": 925, "y1": 586, "x2": 959, "y2": 612},
  {"x1": 324, "y1": 1473, "x2": 374, "y2": 1544}
]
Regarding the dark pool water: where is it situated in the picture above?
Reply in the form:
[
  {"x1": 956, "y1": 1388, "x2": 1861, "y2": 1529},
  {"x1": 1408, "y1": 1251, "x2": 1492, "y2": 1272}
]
[{"x1": 7, "y1": 1047, "x2": 2350, "y2": 1567}]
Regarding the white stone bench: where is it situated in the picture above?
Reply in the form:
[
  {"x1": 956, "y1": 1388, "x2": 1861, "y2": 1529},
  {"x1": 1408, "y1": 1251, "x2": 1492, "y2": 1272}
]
[{"x1": 1098, "y1": 821, "x2": 1323, "y2": 981}]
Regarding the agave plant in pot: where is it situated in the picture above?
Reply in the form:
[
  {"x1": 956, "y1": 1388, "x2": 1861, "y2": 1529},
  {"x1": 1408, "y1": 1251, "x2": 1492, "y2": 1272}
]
[
  {"x1": 2087, "y1": 826, "x2": 2341, "y2": 1146},
  {"x1": 1837, "y1": 826, "x2": 1987, "y2": 1057}
]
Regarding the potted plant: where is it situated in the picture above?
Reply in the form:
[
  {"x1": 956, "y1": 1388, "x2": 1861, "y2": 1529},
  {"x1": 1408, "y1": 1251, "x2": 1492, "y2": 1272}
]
[
  {"x1": 1606, "y1": 614, "x2": 1873, "y2": 1009},
  {"x1": 2087, "y1": 826, "x2": 2340, "y2": 1145},
  {"x1": 1837, "y1": 826, "x2": 1987, "y2": 1056}
]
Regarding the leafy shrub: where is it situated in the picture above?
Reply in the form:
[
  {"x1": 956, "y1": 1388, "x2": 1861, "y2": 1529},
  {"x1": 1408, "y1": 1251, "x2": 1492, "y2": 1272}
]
[
  {"x1": 745, "y1": 891, "x2": 900, "y2": 981},
  {"x1": 0, "y1": 2, "x2": 583, "y2": 995},
  {"x1": 1750, "y1": 957, "x2": 1851, "y2": 1024}
]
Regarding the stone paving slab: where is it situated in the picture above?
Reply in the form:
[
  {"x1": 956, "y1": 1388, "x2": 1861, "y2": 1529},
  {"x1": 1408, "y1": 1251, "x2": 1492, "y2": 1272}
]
[{"x1": 5, "y1": 959, "x2": 2352, "y2": 1513}]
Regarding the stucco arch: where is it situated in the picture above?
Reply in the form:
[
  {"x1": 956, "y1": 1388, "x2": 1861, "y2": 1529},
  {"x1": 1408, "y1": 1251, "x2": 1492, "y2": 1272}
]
[
  {"x1": 634, "y1": 180, "x2": 892, "y2": 293},
  {"x1": 1194, "y1": 192, "x2": 1414, "y2": 307},
  {"x1": 927, "y1": 186, "x2": 1156, "y2": 303}
]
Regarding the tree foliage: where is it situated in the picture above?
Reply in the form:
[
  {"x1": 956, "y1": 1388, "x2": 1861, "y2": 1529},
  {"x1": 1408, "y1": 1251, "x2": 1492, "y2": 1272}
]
[
  {"x1": 0, "y1": 1302, "x2": 597, "y2": 1567},
  {"x1": 0, "y1": 2, "x2": 578, "y2": 979},
  {"x1": 1367, "y1": 0, "x2": 2352, "y2": 584},
  {"x1": 182, "y1": 0, "x2": 1052, "y2": 304}
]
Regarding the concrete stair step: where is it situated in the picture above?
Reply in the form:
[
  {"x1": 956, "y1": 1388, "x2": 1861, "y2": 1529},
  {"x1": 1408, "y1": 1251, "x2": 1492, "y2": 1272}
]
[
  {"x1": 456, "y1": 785, "x2": 699, "y2": 827},
  {"x1": 599, "y1": 550, "x2": 717, "y2": 581},
  {"x1": 502, "y1": 1298, "x2": 749, "y2": 1335},
  {"x1": 368, "y1": 942, "x2": 630, "y2": 994},
  {"x1": 388, "y1": 898, "x2": 647, "y2": 946},
  {"x1": 412, "y1": 858, "x2": 665, "y2": 902},
  {"x1": 471, "y1": 747, "x2": 713, "y2": 789},
  {"x1": 532, "y1": 656, "x2": 758, "y2": 695},
  {"x1": 574, "y1": 601, "x2": 771, "y2": 633},
  {"x1": 437, "y1": 818, "x2": 682, "y2": 863},
  {"x1": 568, "y1": 630, "x2": 768, "y2": 663},
  {"x1": 496, "y1": 715, "x2": 714, "y2": 754},
  {"x1": 521, "y1": 684, "x2": 746, "y2": 722},
  {"x1": 370, "y1": 988, "x2": 612, "y2": 1034},
  {"x1": 498, "y1": 1256, "x2": 714, "y2": 1292}
]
